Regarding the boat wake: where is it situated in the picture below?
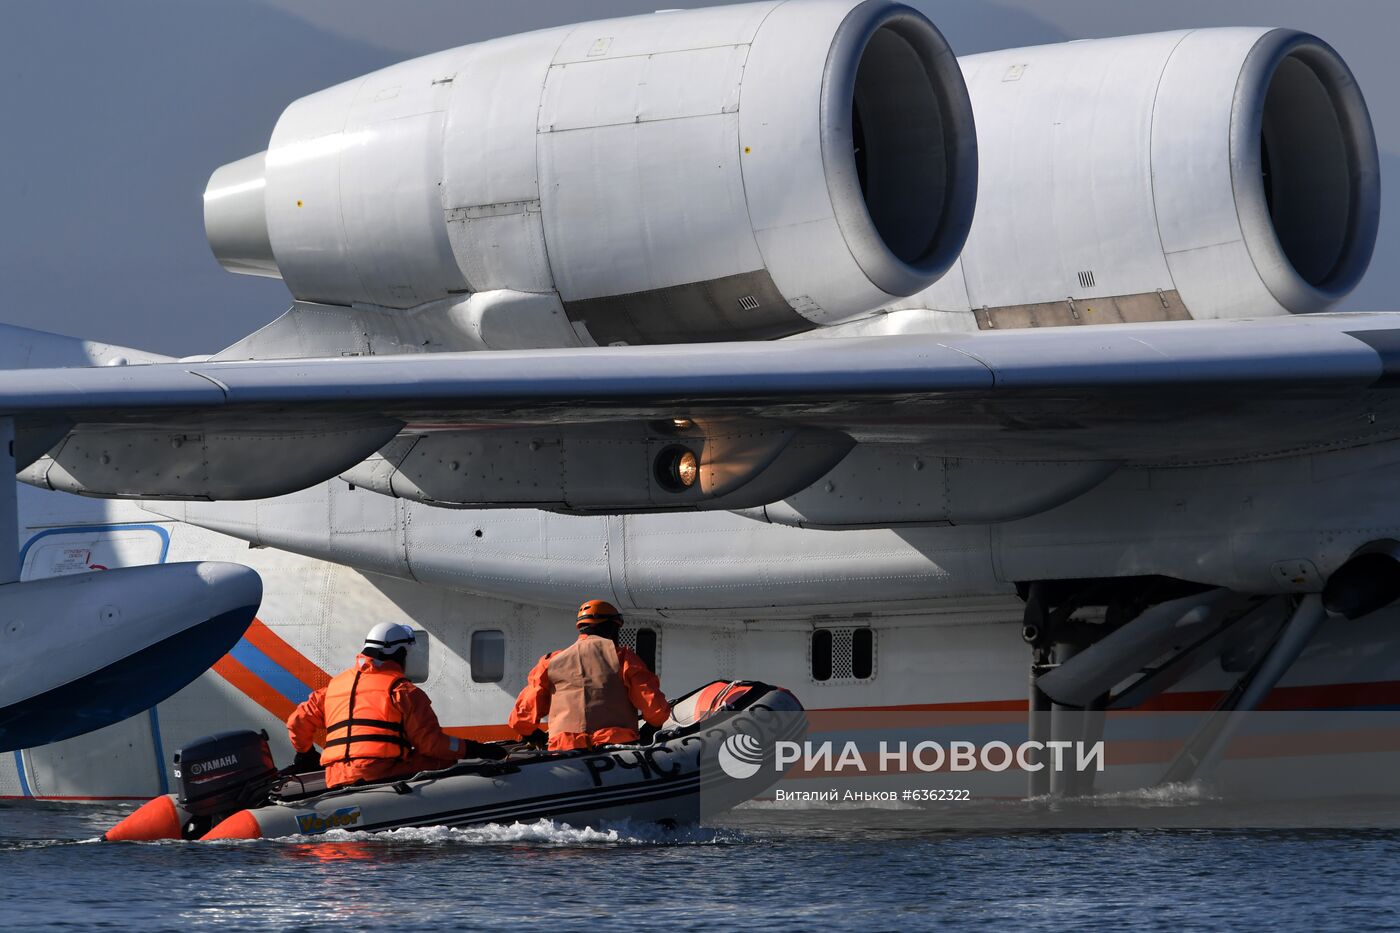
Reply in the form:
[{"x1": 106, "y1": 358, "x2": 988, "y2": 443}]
[
  {"x1": 235, "y1": 818, "x2": 741, "y2": 847},
  {"x1": 1022, "y1": 781, "x2": 1219, "y2": 808}
]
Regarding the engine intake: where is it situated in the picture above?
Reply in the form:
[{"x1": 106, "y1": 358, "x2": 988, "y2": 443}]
[
  {"x1": 911, "y1": 27, "x2": 1378, "y2": 325},
  {"x1": 1243, "y1": 32, "x2": 1378, "y2": 309}
]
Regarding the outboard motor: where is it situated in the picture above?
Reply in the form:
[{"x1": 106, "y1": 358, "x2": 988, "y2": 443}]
[
  {"x1": 104, "y1": 728, "x2": 281, "y2": 842},
  {"x1": 173, "y1": 729, "x2": 278, "y2": 837}
]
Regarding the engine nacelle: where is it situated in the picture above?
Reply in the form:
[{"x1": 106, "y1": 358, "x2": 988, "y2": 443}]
[
  {"x1": 909, "y1": 28, "x2": 1379, "y2": 325},
  {"x1": 204, "y1": 0, "x2": 976, "y2": 345}
]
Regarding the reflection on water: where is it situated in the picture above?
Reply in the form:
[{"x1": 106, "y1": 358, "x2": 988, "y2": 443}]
[{"x1": 278, "y1": 840, "x2": 382, "y2": 864}]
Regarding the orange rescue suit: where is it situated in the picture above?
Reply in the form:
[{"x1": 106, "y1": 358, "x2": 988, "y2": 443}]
[
  {"x1": 287, "y1": 654, "x2": 466, "y2": 788},
  {"x1": 509, "y1": 634, "x2": 670, "y2": 751}
]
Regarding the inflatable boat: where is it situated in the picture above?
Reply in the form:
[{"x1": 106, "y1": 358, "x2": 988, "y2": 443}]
[{"x1": 104, "y1": 680, "x2": 805, "y2": 841}]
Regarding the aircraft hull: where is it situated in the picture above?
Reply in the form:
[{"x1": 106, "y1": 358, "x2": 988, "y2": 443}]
[{"x1": 4, "y1": 513, "x2": 1397, "y2": 803}]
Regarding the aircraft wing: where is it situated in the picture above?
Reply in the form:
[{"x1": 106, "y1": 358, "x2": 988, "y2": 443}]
[{"x1": 5, "y1": 312, "x2": 1400, "y2": 503}]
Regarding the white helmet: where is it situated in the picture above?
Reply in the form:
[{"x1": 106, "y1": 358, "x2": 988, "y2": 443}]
[{"x1": 363, "y1": 622, "x2": 416, "y2": 656}]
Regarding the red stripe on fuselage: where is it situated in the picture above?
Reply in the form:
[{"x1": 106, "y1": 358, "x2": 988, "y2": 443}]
[
  {"x1": 444, "y1": 725, "x2": 523, "y2": 742},
  {"x1": 822, "y1": 680, "x2": 1400, "y2": 715}
]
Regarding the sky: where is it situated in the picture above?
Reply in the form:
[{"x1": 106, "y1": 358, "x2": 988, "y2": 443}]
[{"x1": 2, "y1": 1, "x2": 1395, "y2": 356}]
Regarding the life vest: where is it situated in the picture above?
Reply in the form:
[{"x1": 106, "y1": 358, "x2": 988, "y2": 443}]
[
  {"x1": 545, "y1": 635, "x2": 638, "y2": 738},
  {"x1": 320, "y1": 659, "x2": 410, "y2": 765}
]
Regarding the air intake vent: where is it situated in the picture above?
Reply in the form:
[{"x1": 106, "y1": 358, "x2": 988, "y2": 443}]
[
  {"x1": 737, "y1": 295, "x2": 760, "y2": 311},
  {"x1": 810, "y1": 627, "x2": 876, "y2": 682},
  {"x1": 1077, "y1": 270, "x2": 1096, "y2": 289}
]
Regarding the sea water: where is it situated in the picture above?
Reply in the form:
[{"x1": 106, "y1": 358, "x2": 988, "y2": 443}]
[{"x1": 4, "y1": 796, "x2": 1400, "y2": 931}]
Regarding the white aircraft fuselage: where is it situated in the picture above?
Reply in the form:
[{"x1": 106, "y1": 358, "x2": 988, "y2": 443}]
[{"x1": 7, "y1": 427, "x2": 1400, "y2": 799}]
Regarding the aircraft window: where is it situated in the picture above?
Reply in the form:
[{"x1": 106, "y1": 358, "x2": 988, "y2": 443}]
[
  {"x1": 470, "y1": 629, "x2": 505, "y2": 683},
  {"x1": 619, "y1": 626, "x2": 661, "y2": 674},
  {"x1": 811, "y1": 627, "x2": 876, "y2": 682}
]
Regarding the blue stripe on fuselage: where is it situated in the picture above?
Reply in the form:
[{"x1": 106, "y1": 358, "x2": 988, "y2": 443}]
[{"x1": 226, "y1": 638, "x2": 314, "y2": 706}]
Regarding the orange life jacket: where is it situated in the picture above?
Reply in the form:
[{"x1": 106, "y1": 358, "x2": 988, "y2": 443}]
[
  {"x1": 545, "y1": 635, "x2": 638, "y2": 739},
  {"x1": 320, "y1": 658, "x2": 410, "y2": 766}
]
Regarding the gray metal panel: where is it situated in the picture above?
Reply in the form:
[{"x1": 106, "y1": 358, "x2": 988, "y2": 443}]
[
  {"x1": 342, "y1": 422, "x2": 853, "y2": 514},
  {"x1": 24, "y1": 421, "x2": 403, "y2": 501},
  {"x1": 562, "y1": 269, "x2": 809, "y2": 345},
  {"x1": 757, "y1": 450, "x2": 1119, "y2": 528}
]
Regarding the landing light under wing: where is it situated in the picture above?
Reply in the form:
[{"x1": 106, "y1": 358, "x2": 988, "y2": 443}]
[{"x1": 4, "y1": 313, "x2": 1400, "y2": 502}]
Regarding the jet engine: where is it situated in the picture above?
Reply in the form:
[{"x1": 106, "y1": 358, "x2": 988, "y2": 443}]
[
  {"x1": 204, "y1": 0, "x2": 976, "y2": 345},
  {"x1": 912, "y1": 28, "x2": 1380, "y2": 326}
]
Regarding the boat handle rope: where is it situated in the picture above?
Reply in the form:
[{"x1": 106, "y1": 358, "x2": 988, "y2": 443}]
[{"x1": 671, "y1": 680, "x2": 742, "y2": 727}]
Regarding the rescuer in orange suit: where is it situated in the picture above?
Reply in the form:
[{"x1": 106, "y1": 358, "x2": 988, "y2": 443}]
[
  {"x1": 509, "y1": 600, "x2": 671, "y2": 751},
  {"x1": 287, "y1": 622, "x2": 506, "y2": 788}
]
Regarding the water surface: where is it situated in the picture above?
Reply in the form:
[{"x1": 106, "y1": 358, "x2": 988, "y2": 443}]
[{"x1": 4, "y1": 799, "x2": 1399, "y2": 931}]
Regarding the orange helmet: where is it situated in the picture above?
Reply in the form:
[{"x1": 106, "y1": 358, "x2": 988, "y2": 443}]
[{"x1": 577, "y1": 599, "x2": 622, "y2": 628}]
